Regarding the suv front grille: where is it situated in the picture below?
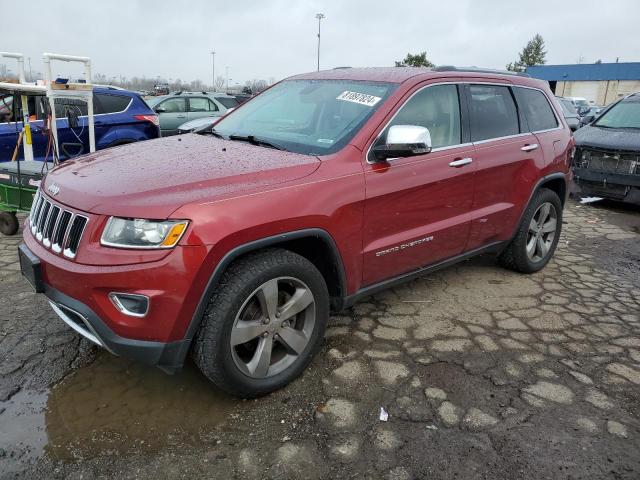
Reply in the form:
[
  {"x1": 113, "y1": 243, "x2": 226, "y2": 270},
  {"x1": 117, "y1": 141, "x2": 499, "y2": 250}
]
[
  {"x1": 29, "y1": 191, "x2": 89, "y2": 259},
  {"x1": 575, "y1": 148, "x2": 640, "y2": 175}
]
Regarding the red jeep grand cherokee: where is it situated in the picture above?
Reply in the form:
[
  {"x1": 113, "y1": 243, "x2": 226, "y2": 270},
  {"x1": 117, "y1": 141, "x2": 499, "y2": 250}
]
[{"x1": 19, "y1": 67, "x2": 573, "y2": 397}]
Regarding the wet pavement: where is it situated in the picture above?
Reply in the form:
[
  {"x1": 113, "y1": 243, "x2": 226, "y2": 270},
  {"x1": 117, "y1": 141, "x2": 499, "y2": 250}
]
[{"x1": 1, "y1": 199, "x2": 639, "y2": 479}]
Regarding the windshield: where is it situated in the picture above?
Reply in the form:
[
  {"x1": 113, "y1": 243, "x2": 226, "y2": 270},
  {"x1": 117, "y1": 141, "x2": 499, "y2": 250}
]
[
  {"x1": 574, "y1": 99, "x2": 589, "y2": 108},
  {"x1": 210, "y1": 79, "x2": 397, "y2": 155},
  {"x1": 594, "y1": 99, "x2": 640, "y2": 129}
]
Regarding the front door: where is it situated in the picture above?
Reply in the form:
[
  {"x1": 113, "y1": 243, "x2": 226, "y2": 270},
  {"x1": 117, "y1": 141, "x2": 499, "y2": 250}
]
[{"x1": 362, "y1": 83, "x2": 475, "y2": 286}]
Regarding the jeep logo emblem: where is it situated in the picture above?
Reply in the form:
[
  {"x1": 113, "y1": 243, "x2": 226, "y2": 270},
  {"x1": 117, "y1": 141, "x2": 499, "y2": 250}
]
[{"x1": 47, "y1": 183, "x2": 60, "y2": 196}]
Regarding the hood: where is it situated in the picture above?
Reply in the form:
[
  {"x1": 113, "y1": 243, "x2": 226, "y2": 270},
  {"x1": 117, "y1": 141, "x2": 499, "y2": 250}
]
[
  {"x1": 177, "y1": 116, "x2": 219, "y2": 132},
  {"x1": 43, "y1": 135, "x2": 320, "y2": 218},
  {"x1": 574, "y1": 125, "x2": 640, "y2": 152}
]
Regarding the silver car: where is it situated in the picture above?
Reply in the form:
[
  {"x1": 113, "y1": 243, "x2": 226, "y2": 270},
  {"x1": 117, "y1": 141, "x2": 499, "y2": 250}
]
[{"x1": 146, "y1": 92, "x2": 239, "y2": 136}]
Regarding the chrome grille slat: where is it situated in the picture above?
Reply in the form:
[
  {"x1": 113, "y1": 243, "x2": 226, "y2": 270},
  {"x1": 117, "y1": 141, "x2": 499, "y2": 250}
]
[
  {"x1": 63, "y1": 215, "x2": 88, "y2": 258},
  {"x1": 43, "y1": 206, "x2": 61, "y2": 247},
  {"x1": 36, "y1": 200, "x2": 51, "y2": 241},
  {"x1": 29, "y1": 191, "x2": 41, "y2": 228},
  {"x1": 30, "y1": 195, "x2": 44, "y2": 233},
  {"x1": 30, "y1": 191, "x2": 89, "y2": 260}
]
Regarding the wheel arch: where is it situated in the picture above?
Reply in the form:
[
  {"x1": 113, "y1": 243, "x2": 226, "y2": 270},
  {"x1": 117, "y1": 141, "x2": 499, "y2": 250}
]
[
  {"x1": 538, "y1": 174, "x2": 568, "y2": 207},
  {"x1": 182, "y1": 228, "x2": 348, "y2": 345}
]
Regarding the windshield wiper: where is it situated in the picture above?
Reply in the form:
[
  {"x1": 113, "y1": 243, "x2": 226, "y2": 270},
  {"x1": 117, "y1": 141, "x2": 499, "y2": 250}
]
[{"x1": 228, "y1": 134, "x2": 286, "y2": 151}]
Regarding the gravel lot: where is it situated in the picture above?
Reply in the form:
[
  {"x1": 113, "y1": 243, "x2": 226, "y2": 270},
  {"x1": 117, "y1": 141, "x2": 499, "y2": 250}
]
[{"x1": 1, "y1": 199, "x2": 639, "y2": 480}]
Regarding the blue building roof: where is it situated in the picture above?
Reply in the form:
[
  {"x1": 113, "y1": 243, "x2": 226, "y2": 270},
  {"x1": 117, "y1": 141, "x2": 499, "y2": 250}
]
[{"x1": 526, "y1": 63, "x2": 640, "y2": 81}]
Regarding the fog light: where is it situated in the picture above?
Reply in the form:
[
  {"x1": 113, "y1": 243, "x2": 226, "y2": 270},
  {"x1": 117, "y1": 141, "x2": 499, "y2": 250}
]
[{"x1": 109, "y1": 293, "x2": 149, "y2": 317}]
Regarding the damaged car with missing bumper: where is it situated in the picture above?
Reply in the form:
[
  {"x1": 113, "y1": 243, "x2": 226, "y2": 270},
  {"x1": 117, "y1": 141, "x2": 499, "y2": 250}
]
[{"x1": 573, "y1": 92, "x2": 640, "y2": 204}]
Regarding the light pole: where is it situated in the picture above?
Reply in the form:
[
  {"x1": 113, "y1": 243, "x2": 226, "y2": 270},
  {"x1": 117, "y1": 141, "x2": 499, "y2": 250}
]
[
  {"x1": 315, "y1": 13, "x2": 325, "y2": 71},
  {"x1": 226, "y1": 66, "x2": 229, "y2": 92},
  {"x1": 210, "y1": 50, "x2": 216, "y2": 91}
]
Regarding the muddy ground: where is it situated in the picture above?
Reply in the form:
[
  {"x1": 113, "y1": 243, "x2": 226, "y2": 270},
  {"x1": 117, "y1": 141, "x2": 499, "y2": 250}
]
[{"x1": 1, "y1": 198, "x2": 639, "y2": 480}]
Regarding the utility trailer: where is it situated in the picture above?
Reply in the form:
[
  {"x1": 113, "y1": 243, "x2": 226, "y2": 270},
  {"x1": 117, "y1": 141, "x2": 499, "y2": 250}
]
[{"x1": 0, "y1": 52, "x2": 95, "y2": 235}]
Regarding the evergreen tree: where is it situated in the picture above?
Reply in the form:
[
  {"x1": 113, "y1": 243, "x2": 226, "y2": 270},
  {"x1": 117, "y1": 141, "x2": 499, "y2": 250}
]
[
  {"x1": 506, "y1": 34, "x2": 547, "y2": 72},
  {"x1": 395, "y1": 52, "x2": 435, "y2": 68}
]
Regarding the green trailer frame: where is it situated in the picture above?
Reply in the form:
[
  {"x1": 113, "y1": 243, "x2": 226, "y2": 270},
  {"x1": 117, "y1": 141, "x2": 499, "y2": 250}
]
[{"x1": 0, "y1": 181, "x2": 37, "y2": 235}]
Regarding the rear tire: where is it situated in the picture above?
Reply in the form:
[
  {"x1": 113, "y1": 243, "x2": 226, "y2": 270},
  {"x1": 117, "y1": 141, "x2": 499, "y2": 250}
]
[
  {"x1": 499, "y1": 188, "x2": 563, "y2": 273},
  {"x1": 193, "y1": 248, "x2": 329, "y2": 398},
  {"x1": 0, "y1": 211, "x2": 19, "y2": 236}
]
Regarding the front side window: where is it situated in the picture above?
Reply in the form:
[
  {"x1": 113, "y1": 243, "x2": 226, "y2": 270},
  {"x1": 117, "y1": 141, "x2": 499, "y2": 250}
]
[
  {"x1": 594, "y1": 99, "x2": 640, "y2": 129},
  {"x1": 514, "y1": 88, "x2": 558, "y2": 131},
  {"x1": 158, "y1": 98, "x2": 186, "y2": 113},
  {"x1": 189, "y1": 97, "x2": 217, "y2": 112},
  {"x1": 378, "y1": 84, "x2": 461, "y2": 149},
  {"x1": 469, "y1": 85, "x2": 519, "y2": 141}
]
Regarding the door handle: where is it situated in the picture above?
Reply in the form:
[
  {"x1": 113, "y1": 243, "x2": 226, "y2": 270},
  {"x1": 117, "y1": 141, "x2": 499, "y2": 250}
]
[
  {"x1": 176, "y1": 115, "x2": 186, "y2": 118},
  {"x1": 449, "y1": 157, "x2": 473, "y2": 167},
  {"x1": 521, "y1": 143, "x2": 539, "y2": 152}
]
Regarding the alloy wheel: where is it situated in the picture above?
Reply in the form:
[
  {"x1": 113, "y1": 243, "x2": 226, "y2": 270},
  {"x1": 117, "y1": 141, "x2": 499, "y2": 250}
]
[
  {"x1": 230, "y1": 277, "x2": 316, "y2": 379},
  {"x1": 526, "y1": 202, "x2": 558, "y2": 262}
]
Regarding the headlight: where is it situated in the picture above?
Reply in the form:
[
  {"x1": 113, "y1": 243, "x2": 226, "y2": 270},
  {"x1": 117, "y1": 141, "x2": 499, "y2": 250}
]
[{"x1": 100, "y1": 217, "x2": 189, "y2": 249}]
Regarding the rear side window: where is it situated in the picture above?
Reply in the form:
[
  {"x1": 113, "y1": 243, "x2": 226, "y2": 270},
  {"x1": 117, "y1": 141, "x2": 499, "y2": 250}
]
[
  {"x1": 189, "y1": 97, "x2": 218, "y2": 112},
  {"x1": 216, "y1": 97, "x2": 239, "y2": 109},
  {"x1": 514, "y1": 88, "x2": 558, "y2": 132},
  {"x1": 468, "y1": 85, "x2": 519, "y2": 141},
  {"x1": 95, "y1": 94, "x2": 131, "y2": 114},
  {"x1": 54, "y1": 94, "x2": 130, "y2": 116}
]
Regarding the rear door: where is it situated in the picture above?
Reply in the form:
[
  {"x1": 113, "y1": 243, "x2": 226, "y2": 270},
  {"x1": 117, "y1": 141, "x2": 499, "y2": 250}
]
[
  {"x1": 361, "y1": 82, "x2": 476, "y2": 286},
  {"x1": 464, "y1": 83, "x2": 546, "y2": 250},
  {"x1": 513, "y1": 87, "x2": 567, "y2": 171},
  {"x1": 156, "y1": 97, "x2": 187, "y2": 136}
]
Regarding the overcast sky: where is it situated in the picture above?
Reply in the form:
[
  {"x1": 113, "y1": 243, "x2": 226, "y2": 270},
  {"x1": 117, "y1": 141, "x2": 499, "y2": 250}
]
[{"x1": 4, "y1": 0, "x2": 640, "y2": 86}]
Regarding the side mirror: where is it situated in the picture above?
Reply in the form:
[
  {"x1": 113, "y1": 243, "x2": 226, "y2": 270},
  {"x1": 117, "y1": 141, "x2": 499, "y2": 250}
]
[
  {"x1": 582, "y1": 114, "x2": 596, "y2": 125},
  {"x1": 154, "y1": 107, "x2": 166, "y2": 113},
  {"x1": 371, "y1": 125, "x2": 432, "y2": 162}
]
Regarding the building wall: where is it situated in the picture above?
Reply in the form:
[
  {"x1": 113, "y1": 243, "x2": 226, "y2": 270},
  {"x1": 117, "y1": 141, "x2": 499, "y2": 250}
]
[{"x1": 555, "y1": 80, "x2": 640, "y2": 106}]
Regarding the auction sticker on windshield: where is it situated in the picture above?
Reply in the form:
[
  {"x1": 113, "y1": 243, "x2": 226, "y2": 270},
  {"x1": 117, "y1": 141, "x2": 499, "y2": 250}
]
[{"x1": 336, "y1": 91, "x2": 382, "y2": 107}]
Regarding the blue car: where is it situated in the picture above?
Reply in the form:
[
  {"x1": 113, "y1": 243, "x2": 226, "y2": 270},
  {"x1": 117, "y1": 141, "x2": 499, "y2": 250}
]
[{"x1": 0, "y1": 86, "x2": 160, "y2": 162}]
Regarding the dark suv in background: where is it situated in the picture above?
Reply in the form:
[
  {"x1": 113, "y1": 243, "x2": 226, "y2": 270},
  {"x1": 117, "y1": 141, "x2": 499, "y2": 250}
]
[
  {"x1": 21, "y1": 67, "x2": 572, "y2": 397},
  {"x1": 573, "y1": 92, "x2": 640, "y2": 204}
]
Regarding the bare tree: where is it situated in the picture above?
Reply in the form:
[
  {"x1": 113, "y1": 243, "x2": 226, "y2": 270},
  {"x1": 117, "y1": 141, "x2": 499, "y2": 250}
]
[{"x1": 215, "y1": 76, "x2": 225, "y2": 90}]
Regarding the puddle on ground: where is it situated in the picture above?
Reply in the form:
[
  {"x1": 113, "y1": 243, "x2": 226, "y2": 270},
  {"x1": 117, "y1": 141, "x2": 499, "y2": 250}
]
[{"x1": 0, "y1": 352, "x2": 239, "y2": 466}]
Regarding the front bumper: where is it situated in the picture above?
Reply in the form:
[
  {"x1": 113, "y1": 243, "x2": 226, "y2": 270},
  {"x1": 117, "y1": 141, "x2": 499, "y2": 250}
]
[
  {"x1": 45, "y1": 284, "x2": 190, "y2": 373},
  {"x1": 20, "y1": 225, "x2": 213, "y2": 371},
  {"x1": 573, "y1": 167, "x2": 640, "y2": 204}
]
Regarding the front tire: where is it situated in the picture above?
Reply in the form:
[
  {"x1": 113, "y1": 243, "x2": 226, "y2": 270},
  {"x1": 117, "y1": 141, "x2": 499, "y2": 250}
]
[
  {"x1": 499, "y1": 188, "x2": 563, "y2": 273},
  {"x1": 0, "y1": 211, "x2": 19, "y2": 236},
  {"x1": 193, "y1": 248, "x2": 329, "y2": 397}
]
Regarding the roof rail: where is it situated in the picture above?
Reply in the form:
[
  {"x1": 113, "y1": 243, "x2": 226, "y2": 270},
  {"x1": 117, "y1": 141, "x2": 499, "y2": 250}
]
[{"x1": 433, "y1": 65, "x2": 531, "y2": 78}]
